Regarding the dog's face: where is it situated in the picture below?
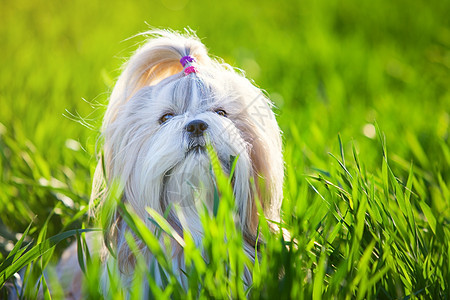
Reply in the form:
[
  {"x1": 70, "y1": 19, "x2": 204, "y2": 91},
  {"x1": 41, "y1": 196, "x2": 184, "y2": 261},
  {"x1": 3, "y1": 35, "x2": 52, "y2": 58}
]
[
  {"x1": 93, "y1": 32, "x2": 284, "y2": 272},
  {"x1": 132, "y1": 77, "x2": 250, "y2": 207},
  {"x1": 104, "y1": 72, "x2": 279, "y2": 232},
  {"x1": 114, "y1": 75, "x2": 250, "y2": 210}
]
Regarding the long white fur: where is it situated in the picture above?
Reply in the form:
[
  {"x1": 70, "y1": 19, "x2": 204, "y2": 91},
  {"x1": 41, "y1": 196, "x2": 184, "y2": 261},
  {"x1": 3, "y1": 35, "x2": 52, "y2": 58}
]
[{"x1": 91, "y1": 29, "x2": 284, "y2": 297}]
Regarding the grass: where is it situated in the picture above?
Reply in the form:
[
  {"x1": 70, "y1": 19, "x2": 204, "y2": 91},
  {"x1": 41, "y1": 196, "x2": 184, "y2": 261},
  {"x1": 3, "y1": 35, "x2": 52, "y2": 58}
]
[{"x1": 0, "y1": 0, "x2": 449, "y2": 298}]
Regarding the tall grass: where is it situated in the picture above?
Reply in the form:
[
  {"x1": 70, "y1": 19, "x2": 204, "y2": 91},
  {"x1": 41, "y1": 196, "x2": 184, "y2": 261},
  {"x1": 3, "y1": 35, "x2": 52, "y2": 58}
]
[{"x1": 1, "y1": 0, "x2": 449, "y2": 298}]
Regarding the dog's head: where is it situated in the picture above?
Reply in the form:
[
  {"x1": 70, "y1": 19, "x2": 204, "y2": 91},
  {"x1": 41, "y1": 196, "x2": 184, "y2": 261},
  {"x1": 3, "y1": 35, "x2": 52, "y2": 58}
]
[{"x1": 93, "y1": 30, "x2": 283, "y2": 251}]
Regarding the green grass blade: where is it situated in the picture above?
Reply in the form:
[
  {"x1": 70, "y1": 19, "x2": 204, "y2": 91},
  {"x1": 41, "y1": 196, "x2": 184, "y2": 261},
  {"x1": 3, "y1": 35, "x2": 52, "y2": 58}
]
[{"x1": 0, "y1": 228, "x2": 97, "y2": 286}]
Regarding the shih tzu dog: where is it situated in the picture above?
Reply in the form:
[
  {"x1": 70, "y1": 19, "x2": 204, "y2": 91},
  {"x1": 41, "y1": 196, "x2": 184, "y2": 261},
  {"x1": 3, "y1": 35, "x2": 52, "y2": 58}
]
[{"x1": 64, "y1": 29, "x2": 284, "y2": 298}]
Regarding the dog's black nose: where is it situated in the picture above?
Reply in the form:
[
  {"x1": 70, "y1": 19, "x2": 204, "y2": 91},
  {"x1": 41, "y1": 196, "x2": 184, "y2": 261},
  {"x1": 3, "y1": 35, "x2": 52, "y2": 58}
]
[{"x1": 185, "y1": 120, "x2": 208, "y2": 136}]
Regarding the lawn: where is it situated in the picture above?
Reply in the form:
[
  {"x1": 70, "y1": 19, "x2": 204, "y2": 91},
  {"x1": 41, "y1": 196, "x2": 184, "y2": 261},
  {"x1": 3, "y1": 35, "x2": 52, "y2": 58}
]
[{"x1": 0, "y1": 0, "x2": 449, "y2": 298}]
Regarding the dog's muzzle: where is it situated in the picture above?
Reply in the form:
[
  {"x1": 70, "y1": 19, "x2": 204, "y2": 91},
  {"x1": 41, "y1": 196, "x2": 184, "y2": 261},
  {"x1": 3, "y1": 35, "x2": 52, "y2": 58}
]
[{"x1": 185, "y1": 119, "x2": 208, "y2": 154}]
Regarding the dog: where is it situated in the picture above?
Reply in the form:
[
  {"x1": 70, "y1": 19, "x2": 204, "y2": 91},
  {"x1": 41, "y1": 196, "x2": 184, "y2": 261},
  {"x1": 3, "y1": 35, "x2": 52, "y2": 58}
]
[{"x1": 62, "y1": 29, "x2": 284, "y2": 298}]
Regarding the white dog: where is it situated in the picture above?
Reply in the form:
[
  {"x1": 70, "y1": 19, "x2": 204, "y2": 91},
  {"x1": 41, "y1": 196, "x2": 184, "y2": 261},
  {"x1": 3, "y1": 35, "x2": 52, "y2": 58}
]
[{"x1": 62, "y1": 29, "x2": 284, "y2": 298}]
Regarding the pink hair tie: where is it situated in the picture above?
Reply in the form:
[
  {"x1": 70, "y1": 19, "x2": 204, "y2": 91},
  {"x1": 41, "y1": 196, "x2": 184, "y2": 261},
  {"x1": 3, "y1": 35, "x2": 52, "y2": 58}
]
[{"x1": 184, "y1": 66, "x2": 197, "y2": 75}]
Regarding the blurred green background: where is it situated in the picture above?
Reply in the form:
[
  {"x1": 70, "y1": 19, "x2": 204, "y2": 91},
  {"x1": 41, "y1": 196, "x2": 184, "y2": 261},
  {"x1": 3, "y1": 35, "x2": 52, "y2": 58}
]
[{"x1": 0, "y1": 0, "x2": 449, "y2": 255}]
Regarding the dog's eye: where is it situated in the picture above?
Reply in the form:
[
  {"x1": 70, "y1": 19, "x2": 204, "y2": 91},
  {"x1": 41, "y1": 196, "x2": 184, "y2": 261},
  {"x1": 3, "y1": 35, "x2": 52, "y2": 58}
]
[
  {"x1": 160, "y1": 113, "x2": 174, "y2": 124},
  {"x1": 215, "y1": 109, "x2": 227, "y2": 117}
]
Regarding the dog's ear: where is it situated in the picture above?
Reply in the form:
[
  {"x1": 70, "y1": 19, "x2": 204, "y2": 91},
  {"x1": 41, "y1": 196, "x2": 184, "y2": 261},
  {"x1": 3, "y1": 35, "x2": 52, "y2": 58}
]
[
  {"x1": 245, "y1": 92, "x2": 284, "y2": 227},
  {"x1": 104, "y1": 30, "x2": 210, "y2": 126}
]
